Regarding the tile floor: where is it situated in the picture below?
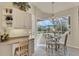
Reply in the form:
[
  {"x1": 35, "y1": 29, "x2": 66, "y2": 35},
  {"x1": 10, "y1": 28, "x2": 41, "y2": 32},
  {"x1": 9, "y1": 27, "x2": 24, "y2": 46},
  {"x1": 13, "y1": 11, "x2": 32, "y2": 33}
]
[
  {"x1": 33, "y1": 45, "x2": 79, "y2": 56},
  {"x1": 32, "y1": 33, "x2": 79, "y2": 56}
]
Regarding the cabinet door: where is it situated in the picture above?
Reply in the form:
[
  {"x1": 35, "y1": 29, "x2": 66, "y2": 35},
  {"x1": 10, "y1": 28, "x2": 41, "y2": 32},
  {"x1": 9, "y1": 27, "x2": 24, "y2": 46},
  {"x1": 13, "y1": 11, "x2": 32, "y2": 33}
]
[
  {"x1": 24, "y1": 13, "x2": 32, "y2": 29},
  {"x1": 12, "y1": 40, "x2": 29, "y2": 56},
  {"x1": 13, "y1": 8, "x2": 25, "y2": 28},
  {"x1": 0, "y1": 8, "x2": 3, "y2": 33},
  {"x1": 12, "y1": 43, "x2": 20, "y2": 56},
  {"x1": 29, "y1": 39, "x2": 34, "y2": 55}
]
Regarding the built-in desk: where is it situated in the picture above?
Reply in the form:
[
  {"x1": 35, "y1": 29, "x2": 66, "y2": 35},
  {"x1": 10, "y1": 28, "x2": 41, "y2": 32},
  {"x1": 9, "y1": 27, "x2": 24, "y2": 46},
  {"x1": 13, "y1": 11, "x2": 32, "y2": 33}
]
[{"x1": 0, "y1": 36, "x2": 34, "y2": 56}]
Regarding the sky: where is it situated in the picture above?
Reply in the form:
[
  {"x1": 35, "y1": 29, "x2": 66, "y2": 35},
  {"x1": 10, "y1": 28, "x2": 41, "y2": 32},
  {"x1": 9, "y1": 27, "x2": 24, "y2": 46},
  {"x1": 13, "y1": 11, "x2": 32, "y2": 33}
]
[
  {"x1": 37, "y1": 16, "x2": 69, "y2": 27},
  {"x1": 37, "y1": 20, "x2": 53, "y2": 26}
]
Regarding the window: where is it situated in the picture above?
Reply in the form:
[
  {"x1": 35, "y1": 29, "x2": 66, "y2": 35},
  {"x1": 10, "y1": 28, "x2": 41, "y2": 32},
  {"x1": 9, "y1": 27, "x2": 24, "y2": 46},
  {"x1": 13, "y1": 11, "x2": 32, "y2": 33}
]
[
  {"x1": 37, "y1": 16, "x2": 70, "y2": 34},
  {"x1": 53, "y1": 16, "x2": 70, "y2": 34},
  {"x1": 37, "y1": 19, "x2": 53, "y2": 33}
]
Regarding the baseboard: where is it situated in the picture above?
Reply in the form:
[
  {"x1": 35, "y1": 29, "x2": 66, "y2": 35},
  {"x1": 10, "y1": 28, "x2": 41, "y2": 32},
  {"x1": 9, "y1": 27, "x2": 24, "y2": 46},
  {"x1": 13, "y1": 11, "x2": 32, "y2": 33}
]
[{"x1": 67, "y1": 44, "x2": 79, "y2": 50}]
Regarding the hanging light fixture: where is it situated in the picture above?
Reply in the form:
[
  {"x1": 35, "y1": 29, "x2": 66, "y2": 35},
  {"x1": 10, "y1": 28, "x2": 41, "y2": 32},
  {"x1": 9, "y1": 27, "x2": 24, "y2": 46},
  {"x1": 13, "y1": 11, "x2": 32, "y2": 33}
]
[
  {"x1": 50, "y1": 2, "x2": 55, "y2": 25},
  {"x1": 51, "y1": 2, "x2": 55, "y2": 20},
  {"x1": 50, "y1": 2, "x2": 55, "y2": 24}
]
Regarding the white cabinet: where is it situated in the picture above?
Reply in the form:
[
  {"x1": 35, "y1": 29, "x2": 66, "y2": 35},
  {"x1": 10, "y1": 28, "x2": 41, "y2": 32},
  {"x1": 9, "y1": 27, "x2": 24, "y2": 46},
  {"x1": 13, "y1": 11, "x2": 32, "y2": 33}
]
[
  {"x1": 1, "y1": 7, "x2": 32, "y2": 29},
  {"x1": 0, "y1": 38, "x2": 34, "y2": 56},
  {"x1": 12, "y1": 40, "x2": 29, "y2": 56},
  {"x1": 13, "y1": 8, "x2": 25, "y2": 28},
  {"x1": 29, "y1": 39, "x2": 34, "y2": 56},
  {"x1": 0, "y1": 45, "x2": 12, "y2": 56},
  {"x1": 0, "y1": 8, "x2": 3, "y2": 33},
  {"x1": 24, "y1": 13, "x2": 32, "y2": 29},
  {"x1": 13, "y1": 8, "x2": 32, "y2": 29}
]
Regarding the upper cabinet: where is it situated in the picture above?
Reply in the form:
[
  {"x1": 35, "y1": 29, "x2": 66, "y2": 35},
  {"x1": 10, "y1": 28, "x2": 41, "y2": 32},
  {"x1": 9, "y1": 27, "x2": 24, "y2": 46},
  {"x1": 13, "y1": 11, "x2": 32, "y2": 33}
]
[
  {"x1": 0, "y1": 8, "x2": 3, "y2": 33},
  {"x1": 24, "y1": 13, "x2": 32, "y2": 29},
  {"x1": 13, "y1": 8, "x2": 32, "y2": 29},
  {"x1": 2, "y1": 7, "x2": 32, "y2": 29},
  {"x1": 13, "y1": 8, "x2": 25, "y2": 28}
]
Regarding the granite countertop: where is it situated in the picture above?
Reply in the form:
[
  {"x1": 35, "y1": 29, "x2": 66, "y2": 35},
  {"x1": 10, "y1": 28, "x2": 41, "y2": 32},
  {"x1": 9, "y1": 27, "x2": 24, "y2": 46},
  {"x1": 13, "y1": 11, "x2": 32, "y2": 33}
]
[{"x1": 0, "y1": 36, "x2": 34, "y2": 45}]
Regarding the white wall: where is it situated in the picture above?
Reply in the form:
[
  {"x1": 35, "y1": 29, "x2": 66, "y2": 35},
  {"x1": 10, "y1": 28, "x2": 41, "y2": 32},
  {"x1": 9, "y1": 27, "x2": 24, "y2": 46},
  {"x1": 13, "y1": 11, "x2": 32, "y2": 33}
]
[
  {"x1": 34, "y1": 6, "x2": 51, "y2": 20},
  {"x1": 0, "y1": 45, "x2": 12, "y2": 56},
  {"x1": 54, "y1": 6, "x2": 79, "y2": 48}
]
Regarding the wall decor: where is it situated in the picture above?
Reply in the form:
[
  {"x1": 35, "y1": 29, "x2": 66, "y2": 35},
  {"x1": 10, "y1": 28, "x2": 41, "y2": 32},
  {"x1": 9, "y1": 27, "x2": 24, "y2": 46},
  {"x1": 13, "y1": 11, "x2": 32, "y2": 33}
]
[{"x1": 13, "y1": 2, "x2": 31, "y2": 12}]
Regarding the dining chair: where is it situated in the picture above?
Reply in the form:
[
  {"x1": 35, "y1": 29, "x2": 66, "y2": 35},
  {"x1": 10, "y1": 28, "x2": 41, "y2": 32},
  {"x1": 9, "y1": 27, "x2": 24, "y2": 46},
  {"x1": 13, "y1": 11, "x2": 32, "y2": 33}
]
[
  {"x1": 56, "y1": 31, "x2": 69, "y2": 56},
  {"x1": 45, "y1": 31, "x2": 69, "y2": 56},
  {"x1": 45, "y1": 33, "x2": 56, "y2": 55}
]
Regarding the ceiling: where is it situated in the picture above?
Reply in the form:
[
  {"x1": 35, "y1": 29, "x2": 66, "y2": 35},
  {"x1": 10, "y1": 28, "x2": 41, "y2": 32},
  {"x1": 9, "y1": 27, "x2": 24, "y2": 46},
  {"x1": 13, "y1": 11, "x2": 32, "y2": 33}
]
[{"x1": 31, "y1": 2, "x2": 79, "y2": 14}]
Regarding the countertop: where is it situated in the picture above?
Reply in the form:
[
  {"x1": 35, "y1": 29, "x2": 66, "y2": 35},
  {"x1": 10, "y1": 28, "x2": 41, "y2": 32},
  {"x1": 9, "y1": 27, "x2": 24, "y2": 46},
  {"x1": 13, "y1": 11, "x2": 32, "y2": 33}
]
[{"x1": 0, "y1": 36, "x2": 34, "y2": 45}]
